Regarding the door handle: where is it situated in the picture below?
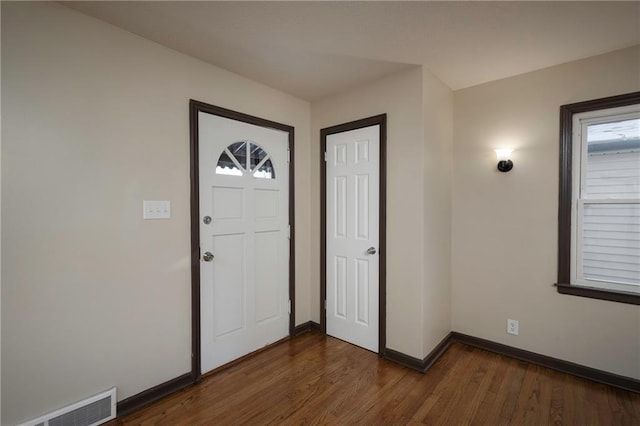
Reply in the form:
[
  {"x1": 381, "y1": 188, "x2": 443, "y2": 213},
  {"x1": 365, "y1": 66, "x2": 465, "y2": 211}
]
[
  {"x1": 203, "y1": 252, "x2": 214, "y2": 262},
  {"x1": 366, "y1": 247, "x2": 377, "y2": 255}
]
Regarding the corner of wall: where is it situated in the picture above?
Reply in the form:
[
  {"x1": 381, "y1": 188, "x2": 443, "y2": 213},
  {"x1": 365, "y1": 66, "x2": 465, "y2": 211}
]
[
  {"x1": 421, "y1": 67, "x2": 454, "y2": 357},
  {"x1": 311, "y1": 66, "x2": 426, "y2": 359}
]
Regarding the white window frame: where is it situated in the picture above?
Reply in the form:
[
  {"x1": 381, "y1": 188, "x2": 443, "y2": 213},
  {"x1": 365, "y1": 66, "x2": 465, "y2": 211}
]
[{"x1": 570, "y1": 105, "x2": 640, "y2": 294}]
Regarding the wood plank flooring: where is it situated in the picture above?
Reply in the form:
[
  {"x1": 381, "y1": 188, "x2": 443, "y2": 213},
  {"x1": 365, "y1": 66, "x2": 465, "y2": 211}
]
[{"x1": 109, "y1": 332, "x2": 640, "y2": 425}]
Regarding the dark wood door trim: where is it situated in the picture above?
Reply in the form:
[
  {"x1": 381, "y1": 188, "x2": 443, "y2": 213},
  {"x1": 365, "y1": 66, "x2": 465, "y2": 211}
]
[
  {"x1": 320, "y1": 114, "x2": 387, "y2": 355},
  {"x1": 189, "y1": 100, "x2": 296, "y2": 382}
]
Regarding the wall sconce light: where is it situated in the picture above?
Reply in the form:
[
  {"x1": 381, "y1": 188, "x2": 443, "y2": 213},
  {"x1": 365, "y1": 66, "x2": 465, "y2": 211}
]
[{"x1": 495, "y1": 149, "x2": 513, "y2": 172}]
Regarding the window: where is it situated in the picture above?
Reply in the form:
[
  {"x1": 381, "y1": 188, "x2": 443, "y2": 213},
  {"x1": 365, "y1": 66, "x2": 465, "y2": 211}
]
[
  {"x1": 557, "y1": 92, "x2": 640, "y2": 304},
  {"x1": 216, "y1": 141, "x2": 275, "y2": 179}
]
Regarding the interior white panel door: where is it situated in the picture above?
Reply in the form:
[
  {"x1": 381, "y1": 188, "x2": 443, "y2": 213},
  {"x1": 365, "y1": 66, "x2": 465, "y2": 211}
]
[
  {"x1": 199, "y1": 112, "x2": 289, "y2": 373},
  {"x1": 326, "y1": 125, "x2": 379, "y2": 352}
]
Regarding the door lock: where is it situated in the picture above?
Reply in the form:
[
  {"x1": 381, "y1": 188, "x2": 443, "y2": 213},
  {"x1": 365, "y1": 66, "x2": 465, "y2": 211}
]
[
  {"x1": 203, "y1": 252, "x2": 214, "y2": 262},
  {"x1": 203, "y1": 216, "x2": 212, "y2": 224}
]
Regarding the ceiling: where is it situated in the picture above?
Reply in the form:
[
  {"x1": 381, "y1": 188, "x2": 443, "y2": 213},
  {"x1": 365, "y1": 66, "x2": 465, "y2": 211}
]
[{"x1": 64, "y1": 1, "x2": 640, "y2": 101}]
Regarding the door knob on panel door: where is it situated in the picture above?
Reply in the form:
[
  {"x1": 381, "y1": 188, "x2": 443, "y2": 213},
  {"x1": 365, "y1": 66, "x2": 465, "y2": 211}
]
[
  {"x1": 366, "y1": 247, "x2": 377, "y2": 255},
  {"x1": 203, "y1": 252, "x2": 214, "y2": 262}
]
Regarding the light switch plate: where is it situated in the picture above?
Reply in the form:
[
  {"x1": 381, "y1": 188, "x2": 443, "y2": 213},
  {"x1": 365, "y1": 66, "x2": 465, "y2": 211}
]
[{"x1": 143, "y1": 200, "x2": 171, "y2": 219}]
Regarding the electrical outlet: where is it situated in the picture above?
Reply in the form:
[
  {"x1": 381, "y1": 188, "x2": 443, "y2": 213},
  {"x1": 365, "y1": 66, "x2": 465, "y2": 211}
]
[{"x1": 507, "y1": 319, "x2": 519, "y2": 335}]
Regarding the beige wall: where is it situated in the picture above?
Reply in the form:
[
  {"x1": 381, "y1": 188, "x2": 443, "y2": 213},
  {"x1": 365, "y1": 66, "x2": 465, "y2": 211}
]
[
  {"x1": 311, "y1": 67, "x2": 454, "y2": 360},
  {"x1": 312, "y1": 67, "x2": 427, "y2": 358},
  {"x1": 1, "y1": 3, "x2": 311, "y2": 424},
  {"x1": 3, "y1": 1, "x2": 638, "y2": 424},
  {"x1": 452, "y1": 46, "x2": 640, "y2": 378},
  {"x1": 422, "y1": 69, "x2": 453, "y2": 355}
]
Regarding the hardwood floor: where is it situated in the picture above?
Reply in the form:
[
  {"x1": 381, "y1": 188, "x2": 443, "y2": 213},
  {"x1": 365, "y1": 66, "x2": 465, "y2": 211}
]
[{"x1": 109, "y1": 332, "x2": 640, "y2": 425}]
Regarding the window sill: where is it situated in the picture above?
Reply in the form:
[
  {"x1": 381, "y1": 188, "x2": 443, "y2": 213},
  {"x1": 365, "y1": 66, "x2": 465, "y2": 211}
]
[{"x1": 555, "y1": 283, "x2": 640, "y2": 305}]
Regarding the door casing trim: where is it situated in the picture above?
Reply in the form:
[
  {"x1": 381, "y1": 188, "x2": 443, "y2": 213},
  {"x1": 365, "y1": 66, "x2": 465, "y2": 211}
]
[
  {"x1": 320, "y1": 114, "x2": 387, "y2": 355},
  {"x1": 189, "y1": 99, "x2": 296, "y2": 381}
]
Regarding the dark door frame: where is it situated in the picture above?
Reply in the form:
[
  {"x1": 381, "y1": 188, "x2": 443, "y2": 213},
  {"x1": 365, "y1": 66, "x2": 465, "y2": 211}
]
[
  {"x1": 320, "y1": 114, "x2": 387, "y2": 355},
  {"x1": 189, "y1": 99, "x2": 296, "y2": 381}
]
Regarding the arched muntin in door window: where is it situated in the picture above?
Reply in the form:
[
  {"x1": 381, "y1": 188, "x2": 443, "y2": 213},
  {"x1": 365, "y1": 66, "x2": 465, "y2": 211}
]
[{"x1": 216, "y1": 141, "x2": 275, "y2": 179}]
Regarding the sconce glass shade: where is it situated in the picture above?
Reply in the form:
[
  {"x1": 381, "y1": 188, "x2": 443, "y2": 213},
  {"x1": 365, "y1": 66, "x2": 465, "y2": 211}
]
[
  {"x1": 495, "y1": 149, "x2": 514, "y2": 172},
  {"x1": 495, "y1": 149, "x2": 513, "y2": 161}
]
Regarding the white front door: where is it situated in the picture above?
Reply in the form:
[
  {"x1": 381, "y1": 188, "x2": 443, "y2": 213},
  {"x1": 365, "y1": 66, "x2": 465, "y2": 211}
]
[
  {"x1": 326, "y1": 124, "x2": 380, "y2": 352},
  {"x1": 199, "y1": 111, "x2": 290, "y2": 373}
]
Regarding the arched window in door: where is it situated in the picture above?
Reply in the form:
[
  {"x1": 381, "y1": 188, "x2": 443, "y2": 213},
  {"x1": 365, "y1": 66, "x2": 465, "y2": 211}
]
[{"x1": 216, "y1": 141, "x2": 275, "y2": 179}]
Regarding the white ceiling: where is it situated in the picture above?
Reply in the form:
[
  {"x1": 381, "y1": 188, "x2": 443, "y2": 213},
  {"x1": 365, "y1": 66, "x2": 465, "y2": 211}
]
[{"x1": 64, "y1": 1, "x2": 640, "y2": 101}]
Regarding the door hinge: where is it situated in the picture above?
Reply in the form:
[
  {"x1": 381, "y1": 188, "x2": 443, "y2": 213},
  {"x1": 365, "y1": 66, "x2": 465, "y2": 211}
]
[
  {"x1": 324, "y1": 151, "x2": 327, "y2": 162},
  {"x1": 288, "y1": 300, "x2": 292, "y2": 315},
  {"x1": 324, "y1": 300, "x2": 327, "y2": 310},
  {"x1": 287, "y1": 148, "x2": 291, "y2": 163},
  {"x1": 288, "y1": 224, "x2": 291, "y2": 240}
]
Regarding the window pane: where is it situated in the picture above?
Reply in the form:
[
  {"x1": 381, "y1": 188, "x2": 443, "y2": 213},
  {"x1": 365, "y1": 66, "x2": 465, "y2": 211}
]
[
  {"x1": 216, "y1": 150, "x2": 243, "y2": 176},
  {"x1": 215, "y1": 141, "x2": 276, "y2": 179},
  {"x1": 254, "y1": 158, "x2": 275, "y2": 179},
  {"x1": 582, "y1": 203, "x2": 640, "y2": 286},
  {"x1": 249, "y1": 143, "x2": 268, "y2": 171},
  {"x1": 585, "y1": 118, "x2": 640, "y2": 199},
  {"x1": 227, "y1": 141, "x2": 248, "y2": 170}
]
